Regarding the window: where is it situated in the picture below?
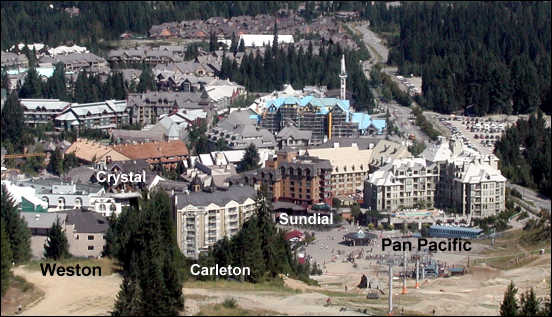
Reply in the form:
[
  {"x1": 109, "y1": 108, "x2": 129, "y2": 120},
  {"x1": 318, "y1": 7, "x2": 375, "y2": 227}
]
[
  {"x1": 88, "y1": 246, "x2": 94, "y2": 250},
  {"x1": 88, "y1": 235, "x2": 94, "y2": 240}
]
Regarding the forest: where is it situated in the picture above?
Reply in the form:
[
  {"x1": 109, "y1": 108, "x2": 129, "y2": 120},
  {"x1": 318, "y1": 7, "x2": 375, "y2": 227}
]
[
  {"x1": 385, "y1": 2, "x2": 551, "y2": 115},
  {"x1": 219, "y1": 40, "x2": 375, "y2": 112},
  {"x1": 0, "y1": 1, "x2": 297, "y2": 50},
  {"x1": 494, "y1": 110, "x2": 551, "y2": 197}
]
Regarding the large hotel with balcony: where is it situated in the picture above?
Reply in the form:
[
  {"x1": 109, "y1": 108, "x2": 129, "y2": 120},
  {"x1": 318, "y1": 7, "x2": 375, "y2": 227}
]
[
  {"x1": 364, "y1": 137, "x2": 506, "y2": 218},
  {"x1": 242, "y1": 150, "x2": 333, "y2": 207},
  {"x1": 173, "y1": 185, "x2": 257, "y2": 259}
]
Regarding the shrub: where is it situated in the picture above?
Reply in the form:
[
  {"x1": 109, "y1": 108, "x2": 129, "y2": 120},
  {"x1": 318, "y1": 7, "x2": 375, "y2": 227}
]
[{"x1": 223, "y1": 297, "x2": 237, "y2": 308}]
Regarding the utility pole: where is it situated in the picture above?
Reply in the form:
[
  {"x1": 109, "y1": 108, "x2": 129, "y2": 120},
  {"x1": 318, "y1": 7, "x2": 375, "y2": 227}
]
[
  {"x1": 402, "y1": 250, "x2": 407, "y2": 294},
  {"x1": 388, "y1": 263, "x2": 393, "y2": 316},
  {"x1": 415, "y1": 257, "x2": 420, "y2": 288}
]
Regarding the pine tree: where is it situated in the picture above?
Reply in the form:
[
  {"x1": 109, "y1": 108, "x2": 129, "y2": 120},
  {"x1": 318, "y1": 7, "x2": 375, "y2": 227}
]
[
  {"x1": 230, "y1": 32, "x2": 238, "y2": 53},
  {"x1": 0, "y1": 92, "x2": 26, "y2": 151},
  {"x1": 1, "y1": 220, "x2": 13, "y2": 297},
  {"x1": 19, "y1": 67, "x2": 43, "y2": 98},
  {"x1": 238, "y1": 38, "x2": 245, "y2": 52},
  {"x1": 138, "y1": 65, "x2": 155, "y2": 92},
  {"x1": 112, "y1": 276, "x2": 144, "y2": 316},
  {"x1": 237, "y1": 143, "x2": 260, "y2": 172},
  {"x1": 209, "y1": 31, "x2": 217, "y2": 52},
  {"x1": 111, "y1": 190, "x2": 184, "y2": 315},
  {"x1": 43, "y1": 217, "x2": 70, "y2": 260},
  {"x1": 520, "y1": 288, "x2": 540, "y2": 316},
  {"x1": 501, "y1": 281, "x2": 519, "y2": 316},
  {"x1": 1, "y1": 186, "x2": 31, "y2": 263}
]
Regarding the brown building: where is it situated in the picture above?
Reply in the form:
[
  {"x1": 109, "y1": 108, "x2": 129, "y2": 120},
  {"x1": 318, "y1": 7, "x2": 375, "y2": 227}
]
[
  {"x1": 243, "y1": 150, "x2": 332, "y2": 207},
  {"x1": 112, "y1": 140, "x2": 189, "y2": 170}
]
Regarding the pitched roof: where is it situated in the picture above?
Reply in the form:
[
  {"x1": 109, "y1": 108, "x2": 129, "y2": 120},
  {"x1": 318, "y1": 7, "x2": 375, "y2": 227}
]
[
  {"x1": 112, "y1": 140, "x2": 189, "y2": 160},
  {"x1": 174, "y1": 185, "x2": 256, "y2": 209},
  {"x1": 277, "y1": 126, "x2": 312, "y2": 140},
  {"x1": 65, "y1": 139, "x2": 130, "y2": 163},
  {"x1": 21, "y1": 212, "x2": 65, "y2": 229},
  {"x1": 64, "y1": 209, "x2": 109, "y2": 233}
]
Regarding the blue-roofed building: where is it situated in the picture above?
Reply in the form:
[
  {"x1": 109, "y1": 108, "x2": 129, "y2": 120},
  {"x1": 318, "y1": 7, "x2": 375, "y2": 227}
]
[
  {"x1": 428, "y1": 225, "x2": 483, "y2": 239},
  {"x1": 261, "y1": 96, "x2": 358, "y2": 145},
  {"x1": 350, "y1": 113, "x2": 387, "y2": 135}
]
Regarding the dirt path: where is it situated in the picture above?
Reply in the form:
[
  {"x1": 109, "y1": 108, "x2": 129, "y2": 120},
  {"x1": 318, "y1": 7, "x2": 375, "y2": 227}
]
[
  {"x1": 13, "y1": 266, "x2": 121, "y2": 316},
  {"x1": 182, "y1": 288, "x2": 366, "y2": 316}
]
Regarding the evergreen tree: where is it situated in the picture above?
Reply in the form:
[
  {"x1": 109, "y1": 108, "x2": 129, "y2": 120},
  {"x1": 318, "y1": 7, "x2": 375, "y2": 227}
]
[
  {"x1": 19, "y1": 67, "x2": 43, "y2": 98},
  {"x1": 520, "y1": 288, "x2": 540, "y2": 316},
  {"x1": 1, "y1": 220, "x2": 13, "y2": 297},
  {"x1": 272, "y1": 21, "x2": 279, "y2": 56},
  {"x1": 209, "y1": 31, "x2": 217, "y2": 52},
  {"x1": 112, "y1": 275, "x2": 144, "y2": 316},
  {"x1": 46, "y1": 62, "x2": 67, "y2": 100},
  {"x1": 44, "y1": 217, "x2": 70, "y2": 260},
  {"x1": 230, "y1": 32, "x2": 238, "y2": 53},
  {"x1": 1, "y1": 186, "x2": 31, "y2": 264},
  {"x1": 238, "y1": 38, "x2": 245, "y2": 52},
  {"x1": 137, "y1": 65, "x2": 155, "y2": 92},
  {"x1": 111, "y1": 190, "x2": 184, "y2": 315},
  {"x1": 47, "y1": 148, "x2": 65, "y2": 176},
  {"x1": 237, "y1": 143, "x2": 260, "y2": 172},
  {"x1": 501, "y1": 281, "x2": 519, "y2": 316},
  {"x1": 1, "y1": 92, "x2": 26, "y2": 151}
]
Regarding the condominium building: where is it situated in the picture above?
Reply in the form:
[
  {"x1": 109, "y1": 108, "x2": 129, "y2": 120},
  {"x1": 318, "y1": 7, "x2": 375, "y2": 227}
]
[
  {"x1": 19, "y1": 99, "x2": 71, "y2": 126},
  {"x1": 1, "y1": 52, "x2": 29, "y2": 69},
  {"x1": 308, "y1": 144, "x2": 374, "y2": 197},
  {"x1": 364, "y1": 137, "x2": 506, "y2": 218},
  {"x1": 54, "y1": 100, "x2": 130, "y2": 130},
  {"x1": 364, "y1": 157, "x2": 439, "y2": 212},
  {"x1": 242, "y1": 150, "x2": 332, "y2": 206},
  {"x1": 173, "y1": 185, "x2": 257, "y2": 259},
  {"x1": 38, "y1": 52, "x2": 109, "y2": 74},
  {"x1": 127, "y1": 91, "x2": 211, "y2": 125}
]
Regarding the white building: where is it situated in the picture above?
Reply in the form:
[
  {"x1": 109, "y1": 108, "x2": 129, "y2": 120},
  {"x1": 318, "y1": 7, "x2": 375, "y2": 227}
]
[
  {"x1": 173, "y1": 185, "x2": 257, "y2": 259},
  {"x1": 364, "y1": 136, "x2": 507, "y2": 218},
  {"x1": 238, "y1": 34, "x2": 294, "y2": 47}
]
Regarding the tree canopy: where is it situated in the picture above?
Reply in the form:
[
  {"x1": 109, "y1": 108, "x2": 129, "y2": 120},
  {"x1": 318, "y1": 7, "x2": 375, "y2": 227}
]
[
  {"x1": 237, "y1": 143, "x2": 260, "y2": 172},
  {"x1": 1, "y1": 185, "x2": 31, "y2": 264}
]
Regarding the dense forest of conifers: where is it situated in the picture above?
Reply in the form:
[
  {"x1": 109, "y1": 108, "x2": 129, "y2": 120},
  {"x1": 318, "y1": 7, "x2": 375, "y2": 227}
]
[
  {"x1": 0, "y1": 1, "x2": 297, "y2": 50},
  {"x1": 2, "y1": 1, "x2": 550, "y2": 116},
  {"x1": 385, "y1": 2, "x2": 551, "y2": 115},
  {"x1": 219, "y1": 41, "x2": 375, "y2": 111},
  {"x1": 494, "y1": 110, "x2": 551, "y2": 197}
]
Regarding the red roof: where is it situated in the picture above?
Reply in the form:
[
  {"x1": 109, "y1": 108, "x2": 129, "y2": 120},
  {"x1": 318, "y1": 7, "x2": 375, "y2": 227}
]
[{"x1": 285, "y1": 230, "x2": 303, "y2": 241}]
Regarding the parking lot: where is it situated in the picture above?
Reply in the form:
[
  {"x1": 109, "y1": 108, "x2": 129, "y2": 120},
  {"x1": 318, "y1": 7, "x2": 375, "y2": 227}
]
[{"x1": 431, "y1": 114, "x2": 513, "y2": 155}]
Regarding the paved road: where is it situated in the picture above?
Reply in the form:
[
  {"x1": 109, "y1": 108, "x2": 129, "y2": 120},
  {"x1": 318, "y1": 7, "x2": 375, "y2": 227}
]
[{"x1": 507, "y1": 183, "x2": 551, "y2": 213}]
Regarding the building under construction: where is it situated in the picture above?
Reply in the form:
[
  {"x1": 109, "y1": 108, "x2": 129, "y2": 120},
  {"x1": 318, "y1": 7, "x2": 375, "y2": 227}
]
[{"x1": 261, "y1": 96, "x2": 359, "y2": 145}]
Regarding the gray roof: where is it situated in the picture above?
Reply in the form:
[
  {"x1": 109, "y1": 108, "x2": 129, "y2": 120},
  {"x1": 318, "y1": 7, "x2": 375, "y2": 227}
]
[
  {"x1": 21, "y1": 212, "x2": 65, "y2": 229},
  {"x1": 111, "y1": 129, "x2": 165, "y2": 143},
  {"x1": 175, "y1": 185, "x2": 256, "y2": 209},
  {"x1": 65, "y1": 166, "x2": 96, "y2": 184},
  {"x1": 64, "y1": 209, "x2": 109, "y2": 233},
  {"x1": 315, "y1": 137, "x2": 381, "y2": 150},
  {"x1": 127, "y1": 91, "x2": 205, "y2": 109},
  {"x1": 277, "y1": 126, "x2": 312, "y2": 140}
]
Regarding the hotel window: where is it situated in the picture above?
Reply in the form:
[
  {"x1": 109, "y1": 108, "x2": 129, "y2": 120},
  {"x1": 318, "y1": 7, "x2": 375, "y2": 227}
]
[
  {"x1": 88, "y1": 246, "x2": 94, "y2": 250},
  {"x1": 88, "y1": 235, "x2": 94, "y2": 240}
]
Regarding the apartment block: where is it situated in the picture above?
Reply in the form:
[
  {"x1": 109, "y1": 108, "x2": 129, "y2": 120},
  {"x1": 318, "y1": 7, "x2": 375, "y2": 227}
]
[
  {"x1": 242, "y1": 150, "x2": 332, "y2": 206},
  {"x1": 308, "y1": 144, "x2": 373, "y2": 197},
  {"x1": 364, "y1": 137, "x2": 506, "y2": 218},
  {"x1": 173, "y1": 185, "x2": 257, "y2": 259}
]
